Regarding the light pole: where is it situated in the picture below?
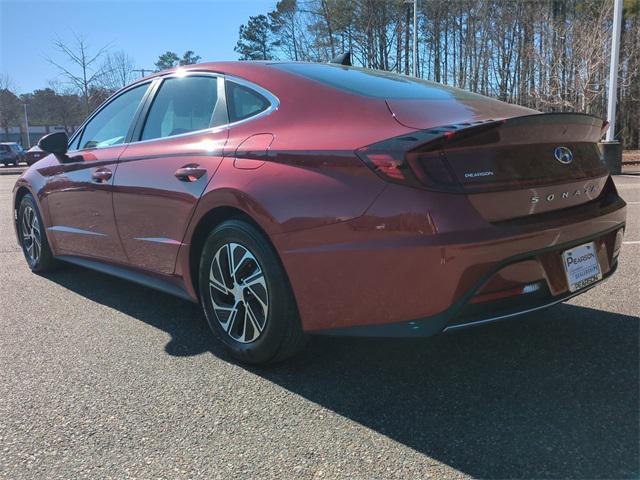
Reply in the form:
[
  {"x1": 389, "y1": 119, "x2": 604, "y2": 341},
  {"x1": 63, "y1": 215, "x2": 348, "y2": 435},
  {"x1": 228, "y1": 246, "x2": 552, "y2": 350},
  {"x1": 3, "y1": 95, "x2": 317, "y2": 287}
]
[
  {"x1": 413, "y1": 0, "x2": 418, "y2": 76},
  {"x1": 606, "y1": 0, "x2": 623, "y2": 142},
  {"x1": 23, "y1": 104, "x2": 30, "y2": 148},
  {"x1": 601, "y1": 0, "x2": 624, "y2": 174},
  {"x1": 133, "y1": 68, "x2": 154, "y2": 79}
]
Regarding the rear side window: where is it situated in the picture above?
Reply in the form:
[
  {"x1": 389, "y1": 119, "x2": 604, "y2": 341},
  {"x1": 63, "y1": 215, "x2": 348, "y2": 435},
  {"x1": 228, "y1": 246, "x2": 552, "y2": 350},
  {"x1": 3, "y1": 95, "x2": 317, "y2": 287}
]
[
  {"x1": 273, "y1": 63, "x2": 491, "y2": 101},
  {"x1": 226, "y1": 81, "x2": 269, "y2": 123},
  {"x1": 79, "y1": 83, "x2": 148, "y2": 149},
  {"x1": 141, "y1": 76, "x2": 222, "y2": 141}
]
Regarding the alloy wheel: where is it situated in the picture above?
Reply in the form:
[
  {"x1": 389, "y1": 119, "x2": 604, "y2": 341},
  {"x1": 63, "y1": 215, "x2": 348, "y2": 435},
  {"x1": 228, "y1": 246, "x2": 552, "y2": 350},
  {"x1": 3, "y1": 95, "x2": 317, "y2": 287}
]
[
  {"x1": 21, "y1": 205, "x2": 41, "y2": 265},
  {"x1": 209, "y1": 242, "x2": 269, "y2": 344}
]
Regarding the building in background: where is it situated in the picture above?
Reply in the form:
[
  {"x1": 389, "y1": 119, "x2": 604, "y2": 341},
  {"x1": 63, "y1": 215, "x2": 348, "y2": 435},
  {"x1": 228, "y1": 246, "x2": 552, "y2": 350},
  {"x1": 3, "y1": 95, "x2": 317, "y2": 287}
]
[{"x1": 2, "y1": 125, "x2": 77, "y2": 147}]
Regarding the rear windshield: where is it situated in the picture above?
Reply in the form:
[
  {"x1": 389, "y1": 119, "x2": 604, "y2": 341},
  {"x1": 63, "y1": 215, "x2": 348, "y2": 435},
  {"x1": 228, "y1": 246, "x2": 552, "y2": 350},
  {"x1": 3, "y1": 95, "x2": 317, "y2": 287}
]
[{"x1": 272, "y1": 63, "x2": 489, "y2": 101}]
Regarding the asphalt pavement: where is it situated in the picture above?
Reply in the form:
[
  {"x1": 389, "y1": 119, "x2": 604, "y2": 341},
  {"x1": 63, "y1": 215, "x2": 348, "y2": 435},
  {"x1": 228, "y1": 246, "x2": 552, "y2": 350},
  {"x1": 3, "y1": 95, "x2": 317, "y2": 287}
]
[{"x1": 1, "y1": 174, "x2": 638, "y2": 479}]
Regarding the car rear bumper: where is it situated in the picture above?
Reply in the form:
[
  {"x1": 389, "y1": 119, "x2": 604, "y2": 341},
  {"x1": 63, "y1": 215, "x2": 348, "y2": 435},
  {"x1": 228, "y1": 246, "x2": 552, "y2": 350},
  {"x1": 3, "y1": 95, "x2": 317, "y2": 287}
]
[
  {"x1": 274, "y1": 179, "x2": 627, "y2": 335},
  {"x1": 309, "y1": 233, "x2": 621, "y2": 337}
]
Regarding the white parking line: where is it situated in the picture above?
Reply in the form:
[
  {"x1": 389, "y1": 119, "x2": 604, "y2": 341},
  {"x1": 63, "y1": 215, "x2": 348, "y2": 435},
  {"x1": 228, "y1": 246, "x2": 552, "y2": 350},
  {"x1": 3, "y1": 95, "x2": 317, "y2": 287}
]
[{"x1": 623, "y1": 241, "x2": 640, "y2": 245}]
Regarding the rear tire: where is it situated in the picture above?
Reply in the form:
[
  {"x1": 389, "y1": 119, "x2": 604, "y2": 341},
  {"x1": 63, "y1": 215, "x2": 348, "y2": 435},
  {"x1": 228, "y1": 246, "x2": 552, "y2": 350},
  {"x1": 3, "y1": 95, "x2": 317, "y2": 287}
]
[
  {"x1": 198, "y1": 219, "x2": 307, "y2": 364},
  {"x1": 18, "y1": 194, "x2": 57, "y2": 272}
]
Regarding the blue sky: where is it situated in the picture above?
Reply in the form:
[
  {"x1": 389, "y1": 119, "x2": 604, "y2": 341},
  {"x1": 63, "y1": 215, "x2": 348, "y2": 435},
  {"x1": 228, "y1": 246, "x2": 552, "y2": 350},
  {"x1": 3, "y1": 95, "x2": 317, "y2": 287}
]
[{"x1": 0, "y1": 0, "x2": 275, "y2": 93}]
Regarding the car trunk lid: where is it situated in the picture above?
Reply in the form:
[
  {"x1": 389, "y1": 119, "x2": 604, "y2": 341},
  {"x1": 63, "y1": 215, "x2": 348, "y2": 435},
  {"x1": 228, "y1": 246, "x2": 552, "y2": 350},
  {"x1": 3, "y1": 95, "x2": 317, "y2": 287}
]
[{"x1": 358, "y1": 112, "x2": 610, "y2": 222}]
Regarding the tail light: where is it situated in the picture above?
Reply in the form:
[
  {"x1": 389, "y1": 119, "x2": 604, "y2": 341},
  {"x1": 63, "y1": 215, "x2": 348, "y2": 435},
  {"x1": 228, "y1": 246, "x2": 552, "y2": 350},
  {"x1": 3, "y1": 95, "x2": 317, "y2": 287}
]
[
  {"x1": 356, "y1": 114, "x2": 609, "y2": 194},
  {"x1": 358, "y1": 151, "x2": 408, "y2": 182},
  {"x1": 355, "y1": 120, "x2": 501, "y2": 192}
]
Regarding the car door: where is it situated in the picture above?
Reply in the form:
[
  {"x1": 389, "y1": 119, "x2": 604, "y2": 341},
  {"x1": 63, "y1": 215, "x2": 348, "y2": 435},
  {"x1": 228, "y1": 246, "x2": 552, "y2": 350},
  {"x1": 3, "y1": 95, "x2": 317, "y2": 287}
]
[
  {"x1": 43, "y1": 82, "x2": 150, "y2": 262},
  {"x1": 112, "y1": 73, "x2": 228, "y2": 274}
]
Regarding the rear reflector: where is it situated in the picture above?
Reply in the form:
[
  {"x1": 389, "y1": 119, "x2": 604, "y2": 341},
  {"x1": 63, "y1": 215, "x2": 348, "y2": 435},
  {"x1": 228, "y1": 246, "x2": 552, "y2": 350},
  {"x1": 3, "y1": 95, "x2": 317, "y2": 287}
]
[{"x1": 469, "y1": 282, "x2": 541, "y2": 304}]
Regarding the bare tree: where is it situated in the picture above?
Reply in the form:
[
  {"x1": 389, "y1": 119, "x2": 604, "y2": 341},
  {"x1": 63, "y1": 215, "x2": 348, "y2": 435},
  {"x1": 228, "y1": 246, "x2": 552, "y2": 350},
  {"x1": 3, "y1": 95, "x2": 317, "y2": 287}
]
[
  {"x1": 47, "y1": 80, "x2": 84, "y2": 133},
  {"x1": 247, "y1": 0, "x2": 639, "y2": 149},
  {"x1": 47, "y1": 32, "x2": 111, "y2": 115},
  {"x1": 100, "y1": 50, "x2": 137, "y2": 91}
]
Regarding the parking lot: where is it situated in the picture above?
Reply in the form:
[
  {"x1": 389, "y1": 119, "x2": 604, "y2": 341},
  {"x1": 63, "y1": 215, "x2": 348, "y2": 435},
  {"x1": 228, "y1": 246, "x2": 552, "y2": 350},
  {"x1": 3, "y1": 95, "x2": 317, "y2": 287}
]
[{"x1": 0, "y1": 173, "x2": 638, "y2": 479}]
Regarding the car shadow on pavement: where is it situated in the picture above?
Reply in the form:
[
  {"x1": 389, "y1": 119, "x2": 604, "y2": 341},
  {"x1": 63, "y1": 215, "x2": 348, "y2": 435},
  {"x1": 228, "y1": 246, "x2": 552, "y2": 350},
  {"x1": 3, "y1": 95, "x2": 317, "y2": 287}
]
[{"x1": 45, "y1": 265, "x2": 639, "y2": 479}]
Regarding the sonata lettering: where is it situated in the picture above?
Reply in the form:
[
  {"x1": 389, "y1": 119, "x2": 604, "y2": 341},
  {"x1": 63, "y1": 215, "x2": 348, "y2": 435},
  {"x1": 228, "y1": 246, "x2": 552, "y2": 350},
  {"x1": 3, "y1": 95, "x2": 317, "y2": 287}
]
[{"x1": 530, "y1": 185, "x2": 597, "y2": 204}]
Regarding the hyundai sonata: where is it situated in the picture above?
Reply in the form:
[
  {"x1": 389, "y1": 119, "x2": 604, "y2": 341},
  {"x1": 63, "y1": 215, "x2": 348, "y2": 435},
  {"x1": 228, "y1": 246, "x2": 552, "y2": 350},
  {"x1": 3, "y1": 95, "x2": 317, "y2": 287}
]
[{"x1": 13, "y1": 62, "x2": 627, "y2": 363}]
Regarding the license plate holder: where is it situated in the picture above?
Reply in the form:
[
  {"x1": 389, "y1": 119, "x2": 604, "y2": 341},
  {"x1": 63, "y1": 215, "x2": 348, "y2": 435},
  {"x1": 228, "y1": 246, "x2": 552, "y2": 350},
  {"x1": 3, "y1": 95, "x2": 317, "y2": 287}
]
[{"x1": 562, "y1": 242, "x2": 602, "y2": 292}]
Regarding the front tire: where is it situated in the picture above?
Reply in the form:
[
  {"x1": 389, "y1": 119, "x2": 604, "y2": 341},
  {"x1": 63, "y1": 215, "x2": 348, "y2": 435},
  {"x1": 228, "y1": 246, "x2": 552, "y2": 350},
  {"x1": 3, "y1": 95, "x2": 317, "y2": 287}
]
[
  {"x1": 18, "y1": 194, "x2": 57, "y2": 272},
  {"x1": 198, "y1": 219, "x2": 306, "y2": 364}
]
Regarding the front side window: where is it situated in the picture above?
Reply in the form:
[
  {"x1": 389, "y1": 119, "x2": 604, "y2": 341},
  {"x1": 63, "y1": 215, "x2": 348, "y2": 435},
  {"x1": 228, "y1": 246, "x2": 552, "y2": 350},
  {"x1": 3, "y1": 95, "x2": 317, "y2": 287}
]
[
  {"x1": 226, "y1": 81, "x2": 270, "y2": 123},
  {"x1": 141, "y1": 76, "x2": 221, "y2": 141},
  {"x1": 68, "y1": 132, "x2": 81, "y2": 151},
  {"x1": 79, "y1": 83, "x2": 148, "y2": 150}
]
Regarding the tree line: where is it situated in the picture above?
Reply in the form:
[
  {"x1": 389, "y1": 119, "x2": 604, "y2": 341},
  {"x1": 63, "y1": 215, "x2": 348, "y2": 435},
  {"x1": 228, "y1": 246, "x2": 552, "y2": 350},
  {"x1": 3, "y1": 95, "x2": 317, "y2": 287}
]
[
  {"x1": 235, "y1": 0, "x2": 640, "y2": 149},
  {"x1": 0, "y1": 32, "x2": 202, "y2": 141}
]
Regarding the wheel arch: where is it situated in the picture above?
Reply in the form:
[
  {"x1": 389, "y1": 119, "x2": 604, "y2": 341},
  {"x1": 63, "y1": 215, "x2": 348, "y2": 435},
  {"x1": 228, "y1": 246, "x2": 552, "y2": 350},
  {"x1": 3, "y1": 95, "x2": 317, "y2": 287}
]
[
  {"x1": 14, "y1": 185, "x2": 31, "y2": 210},
  {"x1": 13, "y1": 185, "x2": 34, "y2": 243},
  {"x1": 185, "y1": 205, "x2": 293, "y2": 307}
]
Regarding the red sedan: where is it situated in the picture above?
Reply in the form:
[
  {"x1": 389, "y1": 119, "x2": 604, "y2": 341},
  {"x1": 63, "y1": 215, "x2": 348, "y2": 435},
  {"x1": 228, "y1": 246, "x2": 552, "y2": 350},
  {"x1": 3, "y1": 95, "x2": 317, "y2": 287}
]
[
  {"x1": 12, "y1": 62, "x2": 626, "y2": 363},
  {"x1": 24, "y1": 145, "x2": 47, "y2": 166}
]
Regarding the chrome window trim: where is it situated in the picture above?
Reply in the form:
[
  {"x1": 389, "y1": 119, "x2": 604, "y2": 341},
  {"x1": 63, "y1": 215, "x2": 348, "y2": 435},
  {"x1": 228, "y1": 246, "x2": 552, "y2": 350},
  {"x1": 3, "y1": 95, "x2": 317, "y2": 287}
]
[
  {"x1": 66, "y1": 71, "x2": 280, "y2": 152},
  {"x1": 126, "y1": 123, "x2": 229, "y2": 146},
  {"x1": 124, "y1": 73, "x2": 280, "y2": 147},
  {"x1": 129, "y1": 72, "x2": 226, "y2": 146},
  {"x1": 223, "y1": 75, "x2": 280, "y2": 128},
  {"x1": 92, "y1": 71, "x2": 280, "y2": 148}
]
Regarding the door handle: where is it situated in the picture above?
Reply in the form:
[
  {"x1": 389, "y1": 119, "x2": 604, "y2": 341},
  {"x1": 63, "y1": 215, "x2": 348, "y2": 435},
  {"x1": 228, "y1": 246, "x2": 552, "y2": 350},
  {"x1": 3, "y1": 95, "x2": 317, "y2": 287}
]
[
  {"x1": 91, "y1": 167, "x2": 112, "y2": 183},
  {"x1": 175, "y1": 164, "x2": 207, "y2": 182}
]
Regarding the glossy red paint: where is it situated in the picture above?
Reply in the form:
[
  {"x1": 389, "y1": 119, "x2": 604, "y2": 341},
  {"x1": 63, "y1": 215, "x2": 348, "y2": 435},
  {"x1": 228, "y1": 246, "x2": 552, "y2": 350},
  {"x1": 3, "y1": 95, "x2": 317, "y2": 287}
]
[
  {"x1": 113, "y1": 128, "x2": 228, "y2": 274},
  {"x1": 36, "y1": 146, "x2": 129, "y2": 263},
  {"x1": 13, "y1": 61, "x2": 627, "y2": 336}
]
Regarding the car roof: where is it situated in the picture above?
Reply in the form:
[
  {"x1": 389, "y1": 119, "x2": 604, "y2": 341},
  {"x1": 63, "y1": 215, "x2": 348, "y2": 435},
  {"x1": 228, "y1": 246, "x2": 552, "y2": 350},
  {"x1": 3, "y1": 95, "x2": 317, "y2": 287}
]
[
  {"x1": 128, "y1": 60, "x2": 320, "y2": 86},
  {"x1": 128, "y1": 61, "x2": 494, "y2": 103}
]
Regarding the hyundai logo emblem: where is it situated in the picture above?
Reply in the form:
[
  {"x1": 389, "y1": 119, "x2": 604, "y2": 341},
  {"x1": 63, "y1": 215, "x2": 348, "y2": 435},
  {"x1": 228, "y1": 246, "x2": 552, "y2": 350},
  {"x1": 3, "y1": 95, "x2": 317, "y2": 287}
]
[{"x1": 554, "y1": 146, "x2": 573, "y2": 164}]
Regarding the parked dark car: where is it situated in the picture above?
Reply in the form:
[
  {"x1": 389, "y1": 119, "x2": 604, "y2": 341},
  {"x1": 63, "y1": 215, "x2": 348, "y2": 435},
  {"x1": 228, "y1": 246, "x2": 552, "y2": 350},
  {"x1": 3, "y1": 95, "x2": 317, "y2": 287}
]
[
  {"x1": 24, "y1": 145, "x2": 47, "y2": 166},
  {"x1": 0, "y1": 143, "x2": 24, "y2": 166},
  {"x1": 12, "y1": 62, "x2": 627, "y2": 364}
]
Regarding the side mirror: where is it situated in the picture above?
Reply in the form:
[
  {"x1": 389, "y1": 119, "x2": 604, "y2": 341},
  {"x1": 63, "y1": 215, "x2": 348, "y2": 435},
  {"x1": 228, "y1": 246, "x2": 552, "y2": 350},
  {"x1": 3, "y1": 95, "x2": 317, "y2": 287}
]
[{"x1": 38, "y1": 132, "x2": 68, "y2": 155}]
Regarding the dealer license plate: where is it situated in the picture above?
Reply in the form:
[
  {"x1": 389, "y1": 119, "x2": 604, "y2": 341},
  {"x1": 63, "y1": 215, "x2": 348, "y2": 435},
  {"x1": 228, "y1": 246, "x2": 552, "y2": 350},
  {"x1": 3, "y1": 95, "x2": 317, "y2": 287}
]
[{"x1": 562, "y1": 242, "x2": 602, "y2": 292}]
